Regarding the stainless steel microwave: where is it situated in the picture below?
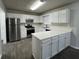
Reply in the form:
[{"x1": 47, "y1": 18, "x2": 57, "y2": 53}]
[{"x1": 26, "y1": 19, "x2": 33, "y2": 24}]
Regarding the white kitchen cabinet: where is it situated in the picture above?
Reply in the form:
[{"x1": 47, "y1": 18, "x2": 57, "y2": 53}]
[
  {"x1": 32, "y1": 36, "x2": 52, "y2": 59},
  {"x1": 42, "y1": 44, "x2": 51, "y2": 59},
  {"x1": 51, "y1": 11, "x2": 59, "y2": 23},
  {"x1": 43, "y1": 15, "x2": 50, "y2": 24},
  {"x1": 20, "y1": 25, "x2": 26, "y2": 38},
  {"x1": 32, "y1": 36, "x2": 42, "y2": 59},
  {"x1": 58, "y1": 34, "x2": 66, "y2": 52},
  {"x1": 20, "y1": 19, "x2": 25, "y2": 23},
  {"x1": 42, "y1": 43, "x2": 52, "y2": 59},
  {"x1": 32, "y1": 31, "x2": 71, "y2": 59},
  {"x1": 41, "y1": 9, "x2": 70, "y2": 24},
  {"x1": 20, "y1": 15, "x2": 26, "y2": 23},
  {"x1": 27, "y1": 15, "x2": 42, "y2": 23},
  {"x1": 42, "y1": 38, "x2": 52, "y2": 59},
  {"x1": 51, "y1": 36, "x2": 59, "y2": 56},
  {"x1": 39, "y1": 16, "x2": 44, "y2": 23},
  {"x1": 58, "y1": 9, "x2": 70, "y2": 23},
  {"x1": 33, "y1": 16, "x2": 40, "y2": 23},
  {"x1": 65, "y1": 32, "x2": 71, "y2": 47}
]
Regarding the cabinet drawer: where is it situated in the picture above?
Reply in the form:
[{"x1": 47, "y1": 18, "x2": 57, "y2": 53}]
[
  {"x1": 59, "y1": 33, "x2": 65, "y2": 37},
  {"x1": 59, "y1": 34, "x2": 65, "y2": 39},
  {"x1": 42, "y1": 38, "x2": 51, "y2": 44},
  {"x1": 52, "y1": 36, "x2": 58, "y2": 40}
]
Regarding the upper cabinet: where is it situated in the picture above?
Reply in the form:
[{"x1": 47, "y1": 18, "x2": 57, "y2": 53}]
[
  {"x1": 27, "y1": 15, "x2": 43, "y2": 23},
  {"x1": 40, "y1": 16, "x2": 44, "y2": 23},
  {"x1": 42, "y1": 14, "x2": 51, "y2": 24},
  {"x1": 50, "y1": 11, "x2": 59, "y2": 23},
  {"x1": 58, "y1": 9, "x2": 70, "y2": 23},
  {"x1": 40, "y1": 8, "x2": 70, "y2": 24},
  {"x1": 20, "y1": 15, "x2": 27, "y2": 23},
  {"x1": 7, "y1": 8, "x2": 70, "y2": 24},
  {"x1": 33, "y1": 16, "x2": 42, "y2": 23}
]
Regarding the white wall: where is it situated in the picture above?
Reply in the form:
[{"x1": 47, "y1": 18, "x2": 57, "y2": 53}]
[
  {"x1": 0, "y1": 8, "x2": 2, "y2": 58},
  {"x1": 66, "y1": 1, "x2": 79, "y2": 47},
  {"x1": 0, "y1": 0, "x2": 6, "y2": 44},
  {"x1": 0, "y1": 0, "x2": 6, "y2": 58}
]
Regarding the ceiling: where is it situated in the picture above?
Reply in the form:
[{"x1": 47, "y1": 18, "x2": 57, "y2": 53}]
[{"x1": 3, "y1": 0, "x2": 78, "y2": 14}]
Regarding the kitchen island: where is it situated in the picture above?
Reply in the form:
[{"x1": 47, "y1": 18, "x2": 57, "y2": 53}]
[{"x1": 32, "y1": 28, "x2": 72, "y2": 59}]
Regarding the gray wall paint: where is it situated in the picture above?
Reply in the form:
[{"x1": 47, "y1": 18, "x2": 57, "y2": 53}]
[
  {"x1": 65, "y1": 1, "x2": 79, "y2": 47},
  {"x1": 0, "y1": 0, "x2": 6, "y2": 44},
  {"x1": 0, "y1": 0, "x2": 6, "y2": 56},
  {"x1": 0, "y1": 0, "x2": 6, "y2": 57},
  {"x1": 0, "y1": 8, "x2": 1, "y2": 57}
]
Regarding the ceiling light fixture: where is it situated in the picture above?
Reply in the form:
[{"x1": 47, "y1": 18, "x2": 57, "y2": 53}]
[{"x1": 30, "y1": 0, "x2": 45, "y2": 10}]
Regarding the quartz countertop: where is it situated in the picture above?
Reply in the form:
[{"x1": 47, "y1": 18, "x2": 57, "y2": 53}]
[{"x1": 32, "y1": 27, "x2": 72, "y2": 40}]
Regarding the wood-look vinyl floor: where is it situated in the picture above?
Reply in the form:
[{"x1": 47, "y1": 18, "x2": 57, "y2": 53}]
[{"x1": 1, "y1": 38, "x2": 79, "y2": 59}]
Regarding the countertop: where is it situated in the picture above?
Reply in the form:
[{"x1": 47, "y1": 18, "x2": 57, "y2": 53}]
[{"x1": 32, "y1": 27, "x2": 72, "y2": 40}]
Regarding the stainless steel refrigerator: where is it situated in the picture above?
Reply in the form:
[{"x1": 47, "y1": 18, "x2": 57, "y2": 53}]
[{"x1": 6, "y1": 18, "x2": 21, "y2": 42}]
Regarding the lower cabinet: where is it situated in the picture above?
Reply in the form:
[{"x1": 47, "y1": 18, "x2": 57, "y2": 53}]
[
  {"x1": 52, "y1": 36, "x2": 59, "y2": 56},
  {"x1": 32, "y1": 32, "x2": 71, "y2": 59},
  {"x1": 65, "y1": 32, "x2": 71, "y2": 47},
  {"x1": 42, "y1": 43, "x2": 52, "y2": 59},
  {"x1": 20, "y1": 25, "x2": 26, "y2": 38},
  {"x1": 42, "y1": 38, "x2": 52, "y2": 59},
  {"x1": 59, "y1": 38, "x2": 65, "y2": 52},
  {"x1": 58, "y1": 34, "x2": 66, "y2": 52}
]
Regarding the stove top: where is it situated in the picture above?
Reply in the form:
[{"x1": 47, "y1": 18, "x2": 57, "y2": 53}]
[{"x1": 25, "y1": 24, "x2": 34, "y2": 28}]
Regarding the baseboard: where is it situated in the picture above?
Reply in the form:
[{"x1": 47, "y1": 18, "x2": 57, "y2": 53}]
[
  {"x1": 70, "y1": 45, "x2": 79, "y2": 49},
  {"x1": 0, "y1": 54, "x2": 2, "y2": 59}
]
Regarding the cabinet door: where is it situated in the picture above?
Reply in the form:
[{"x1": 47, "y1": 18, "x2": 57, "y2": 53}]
[
  {"x1": 40, "y1": 16, "x2": 44, "y2": 23},
  {"x1": 52, "y1": 37, "x2": 58, "y2": 57},
  {"x1": 65, "y1": 32, "x2": 71, "y2": 47},
  {"x1": 52, "y1": 11, "x2": 59, "y2": 23},
  {"x1": 20, "y1": 15, "x2": 26, "y2": 23},
  {"x1": 20, "y1": 25, "x2": 26, "y2": 38},
  {"x1": 42, "y1": 44, "x2": 52, "y2": 59},
  {"x1": 34, "y1": 16, "x2": 40, "y2": 23},
  {"x1": 43, "y1": 15, "x2": 51, "y2": 24},
  {"x1": 59, "y1": 34, "x2": 65, "y2": 52},
  {"x1": 58, "y1": 9, "x2": 69, "y2": 23},
  {"x1": 42, "y1": 38, "x2": 52, "y2": 59}
]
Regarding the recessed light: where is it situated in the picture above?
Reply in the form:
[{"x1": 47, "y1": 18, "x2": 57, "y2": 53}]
[{"x1": 30, "y1": 0, "x2": 45, "y2": 10}]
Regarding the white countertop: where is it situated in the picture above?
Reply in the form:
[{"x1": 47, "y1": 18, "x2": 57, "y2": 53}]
[{"x1": 32, "y1": 27, "x2": 72, "y2": 40}]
